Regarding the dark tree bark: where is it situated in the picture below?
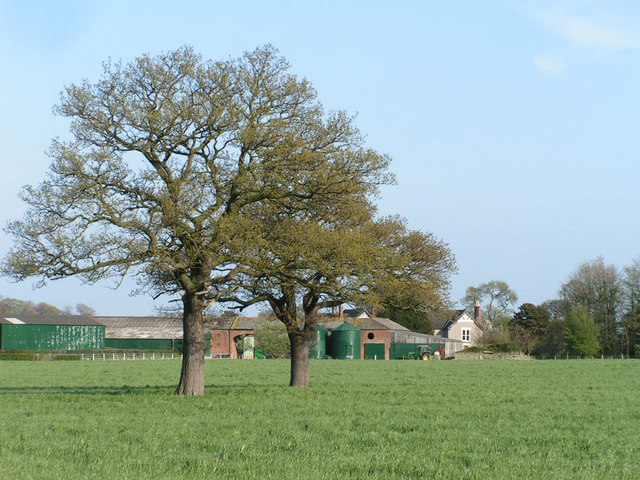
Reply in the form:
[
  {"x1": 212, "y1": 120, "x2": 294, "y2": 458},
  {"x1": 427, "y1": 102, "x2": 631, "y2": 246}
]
[
  {"x1": 176, "y1": 291, "x2": 206, "y2": 395},
  {"x1": 265, "y1": 289, "x2": 318, "y2": 387},
  {"x1": 288, "y1": 331, "x2": 312, "y2": 387}
]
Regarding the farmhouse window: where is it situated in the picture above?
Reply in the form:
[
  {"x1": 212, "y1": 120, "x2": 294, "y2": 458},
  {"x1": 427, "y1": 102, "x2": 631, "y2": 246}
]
[{"x1": 461, "y1": 329, "x2": 470, "y2": 342}]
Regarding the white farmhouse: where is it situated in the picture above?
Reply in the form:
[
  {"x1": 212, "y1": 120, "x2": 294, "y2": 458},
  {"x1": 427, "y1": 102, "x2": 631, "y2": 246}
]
[{"x1": 432, "y1": 302, "x2": 484, "y2": 348}]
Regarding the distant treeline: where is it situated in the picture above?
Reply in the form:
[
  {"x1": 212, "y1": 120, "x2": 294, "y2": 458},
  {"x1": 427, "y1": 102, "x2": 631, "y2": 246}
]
[
  {"x1": 475, "y1": 256, "x2": 640, "y2": 358},
  {"x1": 0, "y1": 297, "x2": 96, "y2": 316}
]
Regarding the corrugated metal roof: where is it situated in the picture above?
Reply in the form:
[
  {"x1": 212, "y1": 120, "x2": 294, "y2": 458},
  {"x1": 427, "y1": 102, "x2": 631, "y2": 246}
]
[
  {"x1": 95, "y1": 316, "x2": 255, "y2": 339},
  {"x1": 89, "y1": 315, "x2": 410, "y2": 339},
  {"x1": 3, "y1": 317, "x2": 25, "y2": 325},
  {"x1": 96, "y1": 316, "x2": 181, "y2": 329},
  {"x1": 106, "y1": 326, "x2": 183, "y2": 340},
  {"x1": 391, "y1": 331, "x2": 457, "y2": 344},
  {"x1": 0, "y1": 315, "x2": 103, "y2": 326},
  {"x1": 97, "y1": 316, "x2": 180, "y2": 339}
]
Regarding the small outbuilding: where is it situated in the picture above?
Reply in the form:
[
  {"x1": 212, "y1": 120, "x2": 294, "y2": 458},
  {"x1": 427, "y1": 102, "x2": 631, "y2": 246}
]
[
  {"x1": 0, "y1": 315, "x2": 105, "y2": 351},
  {"x1": 209, "y1": 317, "x2": 270, "y2": 358}
]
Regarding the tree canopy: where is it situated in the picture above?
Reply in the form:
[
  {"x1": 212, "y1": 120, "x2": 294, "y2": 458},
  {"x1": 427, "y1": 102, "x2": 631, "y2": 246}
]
[
  {"x1": 564, "y1": 305, "x2": 600, "y2": 357},
  {"x1": 559, "y1": 256, "x2": 621, "y2": 355},
  {"x1": 511, "y1": 303, "x2": 550, "y2": 336},
  {"x1": 461, "y1": 280, "x2": 518, "y2": 331},
  {"x1": 510, "y1": 303, "x2": 551, "y2": 355},
  {"x1": 0, "y1": 297, "x2": 96, "y2": 317},
  {"x1": 378, "y1": 306, "x2": 434, "y2": 335},
  {"x1": 222, "y1": 208, "x2": 455, "y2": 386},
  {"x1": 620, "y1": 258, "x2": 640, "y2": 357},
  {"x1": 254, "y1": 321, "x2": 290, "y2": 358},
  {"x1": 2, "y1": 45, "x2": 392, "y2": 394}
]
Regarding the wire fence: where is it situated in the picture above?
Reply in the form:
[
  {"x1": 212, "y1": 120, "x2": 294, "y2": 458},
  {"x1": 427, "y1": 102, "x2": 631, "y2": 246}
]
[
  {"x1": 81, "y1": 352, "x2": 183, "y2": 361},
  {"x1": 543, "y1": 354, "x2": 636, "y2": 360},
  {"x1": 79, "y1": 352, "x2": 635, "y2": 361}
]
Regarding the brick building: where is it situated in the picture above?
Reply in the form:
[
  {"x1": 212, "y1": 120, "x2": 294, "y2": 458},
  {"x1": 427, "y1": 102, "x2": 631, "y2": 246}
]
[{"x1": 209, "y1": 315, "x2": 463, "y2": 359}]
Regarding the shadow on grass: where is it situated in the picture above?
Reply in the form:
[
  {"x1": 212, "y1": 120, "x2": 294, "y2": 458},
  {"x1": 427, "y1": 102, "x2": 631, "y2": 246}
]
[
  {"x1": 0, "y1": 385, "x2": 176, "y2": 395},
  {"x1": 0, "y1": 383, "x2": 286, "y2": 395}
]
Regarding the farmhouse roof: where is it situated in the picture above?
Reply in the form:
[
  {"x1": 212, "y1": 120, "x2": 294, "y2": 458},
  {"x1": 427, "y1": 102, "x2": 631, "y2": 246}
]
[
  {"x1": 431, "y1": 309, "x2": 484, "y2": 331},
  {"x1": 431, "y1": 309, "x2": 466, "y2": 330}
]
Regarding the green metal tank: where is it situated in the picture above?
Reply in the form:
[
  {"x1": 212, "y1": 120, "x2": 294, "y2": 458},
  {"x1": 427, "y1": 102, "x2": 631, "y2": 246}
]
[
  {"x1": 330, "y1": 322, "x2": 361, "y2": 359},
  {"x1": 309, "y1": 325, "x2": 328, "y2": 359}
]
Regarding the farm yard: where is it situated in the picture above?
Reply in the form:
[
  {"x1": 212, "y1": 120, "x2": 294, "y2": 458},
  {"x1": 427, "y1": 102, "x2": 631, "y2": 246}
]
[{"x1": 0, "y1": 359, "x2": 638, "y2": 479}]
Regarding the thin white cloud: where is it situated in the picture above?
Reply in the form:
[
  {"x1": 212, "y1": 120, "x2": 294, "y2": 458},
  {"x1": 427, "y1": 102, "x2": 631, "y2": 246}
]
[
  {"x1": 533, "y1": 54, "x2": 567, "y2": 74},
  {"x1": 539, "y1": 12, "x2": 640, "y2": 51}
]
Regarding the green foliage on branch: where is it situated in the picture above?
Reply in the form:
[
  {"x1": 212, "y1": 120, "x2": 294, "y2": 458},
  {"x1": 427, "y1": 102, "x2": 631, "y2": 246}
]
[
  {"x1": 461, "y1": 280, "x2": 518, "y2": 331},
  {"x1": 254, "y1": 322, "x2": 290, "y2": 358},
  {"x1": 564, "y1": 306, "x2": 600, "y2": 357},
  {"x1": 378, "y1": 306, "x2": 434, "y2": 334}
]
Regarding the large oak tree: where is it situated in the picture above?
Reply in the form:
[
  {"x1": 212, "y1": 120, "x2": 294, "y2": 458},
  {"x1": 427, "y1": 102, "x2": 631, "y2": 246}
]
[
  {"x1": 225, "y1": 211, "x2": 456, "y2": 387},
  {"x1": 2, "y1": 46, "x2": 390, "y2": 395},
  {"x1": 559, "y1": 256, "x2": 621, "y2": 355}
]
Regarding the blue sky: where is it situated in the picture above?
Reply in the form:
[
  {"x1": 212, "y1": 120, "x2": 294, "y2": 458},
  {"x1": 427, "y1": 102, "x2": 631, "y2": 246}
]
[{"x1": 1, "y1": 0, "x2": 639, "y2": 315}]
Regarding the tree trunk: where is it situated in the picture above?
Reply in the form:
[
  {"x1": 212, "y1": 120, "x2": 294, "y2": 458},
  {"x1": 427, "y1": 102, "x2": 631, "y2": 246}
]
[
  {"x1": 176, "y1": 291, "x2": 206, "y2": 395},
  {"x1": 289, "y1": 332, "x2": 312, "y2": 387}
]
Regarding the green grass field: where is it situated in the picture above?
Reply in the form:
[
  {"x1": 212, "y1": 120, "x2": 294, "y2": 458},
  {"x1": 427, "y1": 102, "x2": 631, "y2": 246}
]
[{"x1": 0, "y1": 359, "x2": 638, "y2": 479}]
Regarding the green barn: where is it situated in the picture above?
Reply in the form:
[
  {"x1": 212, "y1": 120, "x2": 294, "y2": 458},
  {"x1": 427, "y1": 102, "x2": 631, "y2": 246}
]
[{"x1": 0, "y1": 315, "x2": 105, "y2": 351}]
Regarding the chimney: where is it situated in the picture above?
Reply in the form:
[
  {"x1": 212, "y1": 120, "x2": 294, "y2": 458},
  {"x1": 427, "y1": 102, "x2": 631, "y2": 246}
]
[
  {"x1": 339, "y1": 304, "x2": 344, "y2": 318},
  {"x1": 371, "y1": 307, "x2": 378, "y2": 318},
  {"x1": 474, "y1": 301, "x2": 482, "y2": 325}
]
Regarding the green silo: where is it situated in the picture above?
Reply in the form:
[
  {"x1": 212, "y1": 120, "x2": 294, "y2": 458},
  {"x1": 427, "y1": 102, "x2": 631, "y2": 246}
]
[
  {"x1": 309, "y1": 325, "x2": 328, "y2": 359},
  {"x1": 330, "y1": 322, "x2": 361, "y2": 359}
]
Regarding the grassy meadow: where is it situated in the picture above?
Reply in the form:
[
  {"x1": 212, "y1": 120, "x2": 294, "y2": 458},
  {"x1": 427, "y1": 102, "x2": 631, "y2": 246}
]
[{"x1": 0, "y1": 358, "x2": 638, "y2": 479}]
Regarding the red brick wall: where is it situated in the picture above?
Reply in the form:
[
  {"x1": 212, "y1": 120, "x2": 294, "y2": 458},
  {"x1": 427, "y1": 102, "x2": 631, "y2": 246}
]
[
  {"x1": 210, "y1": 329, "x2": 254, "y2": 358},
  {"x1": 211, "y1": 329, "x2": 231, "y2": 357},
  {"x1": 360, "y1": 329, "x2": 393, "y2": 359}
]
